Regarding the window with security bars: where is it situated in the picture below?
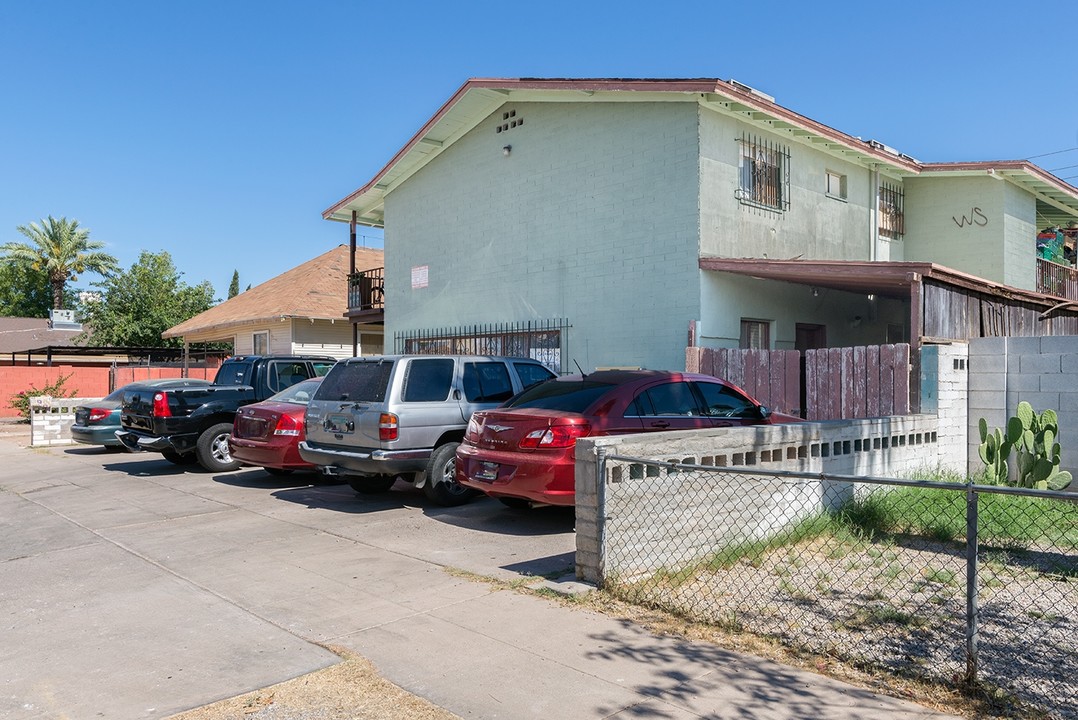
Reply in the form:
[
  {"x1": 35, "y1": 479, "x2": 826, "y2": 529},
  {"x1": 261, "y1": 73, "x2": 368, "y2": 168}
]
[
  {"x1": 739, "y1": 319, "x2": 770, "y2": 349},
  {"x1": 737, "y1": 133, "x2": 790, "y2": 211},
  {"x1": 879, "y1": 181, "x2": 905, "y2": 239}
]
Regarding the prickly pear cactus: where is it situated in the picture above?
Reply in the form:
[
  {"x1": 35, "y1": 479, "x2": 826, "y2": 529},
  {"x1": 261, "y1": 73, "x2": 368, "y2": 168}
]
[{"x1": 979, "y1": 403, "x2": 1072, "y2": 490}]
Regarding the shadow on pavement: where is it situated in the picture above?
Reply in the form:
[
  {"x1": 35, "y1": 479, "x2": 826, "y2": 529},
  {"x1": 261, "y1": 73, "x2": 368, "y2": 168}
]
[
  {"x1": 269, "y1": 482, "x2": 576, "y2": 537},
  {"x1": 214, "y1": 468, "x2": 345, "y2": 490}
]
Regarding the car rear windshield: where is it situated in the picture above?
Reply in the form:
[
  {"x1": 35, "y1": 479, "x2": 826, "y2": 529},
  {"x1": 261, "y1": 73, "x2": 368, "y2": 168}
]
[
  {"x1": 315, "y1": 361, "x2": 393, "y2": 402},
  {"x1": 505, "y1": 380, "x2": 614, "y2": 412},
  {"x1": 214, "y1": 361, "x2": 253, "y2": 386}
]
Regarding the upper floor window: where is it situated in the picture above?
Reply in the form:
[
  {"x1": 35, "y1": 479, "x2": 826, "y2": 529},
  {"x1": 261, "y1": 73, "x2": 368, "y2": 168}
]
[
  {"x1": 879, "y1": 181, "x2": 905, "y2": 239},
  {"x1": 737, "y1": 133, "x2": 790, "y2": 212},
  {"x1": 826, "y1": 171, "x2": 847, "y2": 200}
]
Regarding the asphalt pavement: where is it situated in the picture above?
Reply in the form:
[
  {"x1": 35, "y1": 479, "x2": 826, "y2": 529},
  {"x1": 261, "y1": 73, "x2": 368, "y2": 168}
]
[{"x1": 0, "y1": 427, "x2": 960, "y2": 719}]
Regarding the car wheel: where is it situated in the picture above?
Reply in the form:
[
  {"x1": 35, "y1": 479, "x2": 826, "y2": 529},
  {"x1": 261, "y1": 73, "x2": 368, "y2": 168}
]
[
  {"x1": 423, "y1": 442, "x2": 476, "y2": 507},
  {"x1": 497, "y1": 497, "x2": 532, "y2": 510},
  {"x1": 264, "y1": 467, "x2": 293, "y2": 476},
  {"x1": 348, "y1": 474, "x2": 396, "y2": 494},
  {"x1": 196, "y1": 423, "x2": 241, "y2": 472},
  {"x1": 162, "y1": 449, "x2": 197, "y2": 465}
]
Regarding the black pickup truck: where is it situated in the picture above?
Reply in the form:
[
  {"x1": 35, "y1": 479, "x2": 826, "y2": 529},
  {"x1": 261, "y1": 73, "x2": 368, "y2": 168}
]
[{"x1": 116, "y1": 355, "x2": 336, "y2": 472}]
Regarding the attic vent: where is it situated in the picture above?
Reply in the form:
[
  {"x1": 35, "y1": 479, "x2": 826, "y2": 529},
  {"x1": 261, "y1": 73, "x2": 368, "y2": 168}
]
[{"x1": 495, "y1": 109, "x2": 524, "y2": 134}]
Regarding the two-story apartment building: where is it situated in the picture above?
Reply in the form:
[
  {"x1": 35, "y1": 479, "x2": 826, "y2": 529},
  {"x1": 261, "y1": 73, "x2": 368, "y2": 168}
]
[{"x1": 324, "y1": 78, "x2": 1078, "y2": 373}]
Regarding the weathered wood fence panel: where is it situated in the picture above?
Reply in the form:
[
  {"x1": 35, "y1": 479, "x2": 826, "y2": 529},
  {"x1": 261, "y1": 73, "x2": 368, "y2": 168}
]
[
  {"x1": 805, "y1": 344, "x2": 910, "y2": 420},
  {"x1": 686, "y1": 347, "x2": 801, "y2": 417}
]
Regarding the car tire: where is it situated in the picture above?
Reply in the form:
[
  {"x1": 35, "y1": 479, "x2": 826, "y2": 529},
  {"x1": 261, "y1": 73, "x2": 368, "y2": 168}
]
[
  {"x1": 162, "y1": 449, "x2": 197, "y2": 465},
  {"x1": 497, "y1": 497, "x2": 532, "y2": 510},
  {"x1": 264, "y1": 467, "x2": 293, "y2": 476},
  {"x1": 196, "y1": 423, "x2": 241, "y2": 472},
  {"x1": 348, "y1": 474, "x2": 397, "y2": 494},
  {"x1": 423, "y1": 442, "x2": 476, "y2": 507}
]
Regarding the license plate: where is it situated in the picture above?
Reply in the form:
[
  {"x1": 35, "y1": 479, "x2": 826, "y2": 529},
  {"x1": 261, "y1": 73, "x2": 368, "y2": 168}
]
[
  {"x1": 325, "y1": 414, "x2": 354, "y2": 434},
  {"x1": 474, "y1": 461, "x2": 499, "y2": 482}
]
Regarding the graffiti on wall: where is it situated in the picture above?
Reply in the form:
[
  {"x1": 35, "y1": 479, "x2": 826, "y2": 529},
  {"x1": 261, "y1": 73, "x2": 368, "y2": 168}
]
[{"x1": 953, "y1": 207, "x2": 988, "y2": 228}]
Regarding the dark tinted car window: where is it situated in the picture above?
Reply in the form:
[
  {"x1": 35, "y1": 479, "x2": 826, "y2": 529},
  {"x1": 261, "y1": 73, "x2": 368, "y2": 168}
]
[
  {"x1": 506, "y1": 380, "x2": 614, "y2": 412},
  {"x1": 463, "y1": 362, "x2": 514, "y2": 403},
  {"x1": 633, "y1": 382, "x2": 701, "y2": 416},
  {"x1": 402, "y1": 359, "x2": 454, "y2": 402},
  {"x1": 103, "y1": 388, "x2": 127, "y2": 402},
  {"x1": 694, "y1": 381, "x2": 758, "y2": 418},
  {"x1": 270, "y1": 361, "x2": 311, "y2": 393},
  {"x1": 214, "y1": 361, "x2": 253, "y2": 386},
  {"x1": 316, "y1": 361, "x2": 393, "y2": 402},
  {"x1": 513, "y1": 362, "x2": 556, "y2": 389}
]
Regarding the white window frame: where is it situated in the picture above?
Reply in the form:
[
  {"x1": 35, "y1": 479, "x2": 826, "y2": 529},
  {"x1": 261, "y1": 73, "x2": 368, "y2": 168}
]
[
  {"x1": 826, "y1": 170, "x2": 847, "y2": 201},
  {"x1": 253, "y1": 331, "x2": 269, "y2": 355}
]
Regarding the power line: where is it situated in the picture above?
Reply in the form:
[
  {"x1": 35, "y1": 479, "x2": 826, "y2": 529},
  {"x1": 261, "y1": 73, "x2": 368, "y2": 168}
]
[
  {"x1": 1049, "y1": 163, "x2": 1078, "y2": 172},
  {"x1": 1027, "y1": 147, "x2": 1078, "y2": 160}
]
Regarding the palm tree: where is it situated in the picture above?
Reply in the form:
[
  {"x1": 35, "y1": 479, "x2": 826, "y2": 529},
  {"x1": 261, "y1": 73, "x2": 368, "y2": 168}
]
[{"x1": 1, "y1": 216, "x2": 119, "y2": 310}]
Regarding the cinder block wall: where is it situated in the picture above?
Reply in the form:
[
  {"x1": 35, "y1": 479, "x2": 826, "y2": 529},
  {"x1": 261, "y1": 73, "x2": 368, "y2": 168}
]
[
  {"x1": 967, "y1": 336, "x2": 1078, "y2": 479},
  {"x1": 576, "y1": 415, "x2": 941, "y2": 584},
  {"x1": 920, "y1": 343, "x2": 969, "y2": 476}
]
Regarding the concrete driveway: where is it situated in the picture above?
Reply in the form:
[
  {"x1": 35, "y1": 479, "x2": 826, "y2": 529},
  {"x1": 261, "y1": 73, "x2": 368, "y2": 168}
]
[{"x1": 0, "y1": 436, "x2": 959, "y2": 720}]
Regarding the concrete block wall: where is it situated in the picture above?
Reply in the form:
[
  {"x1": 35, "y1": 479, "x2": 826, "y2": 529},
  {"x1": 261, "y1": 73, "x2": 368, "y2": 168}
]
[
  {"x1": 576, "y1": 415, "x2": 940, "y2": 584},
  {"x1": 921, "y1": 343, "x2": 969, "y2": 476},
  {"x1": 968, "y1": 336, "x2": 1078, "y2": 480},
  {"x1": 29, "y1": 397, "x2": 98, "y2": 447},
  {"x1": 0, "y1": 366, "x2": 110, "y2": 418}
]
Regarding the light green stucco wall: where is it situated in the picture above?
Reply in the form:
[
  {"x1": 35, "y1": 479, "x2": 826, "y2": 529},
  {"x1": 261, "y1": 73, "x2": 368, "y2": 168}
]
[
  {"x1": 698, "y1": 108, "x2": 876, "y2": 261},
  {"x1": 383, "y1": 101, "x2": 702, "y2": 372},
  {"x1": 903, "y1": 176, "x2": 1036, "y2": 290}
]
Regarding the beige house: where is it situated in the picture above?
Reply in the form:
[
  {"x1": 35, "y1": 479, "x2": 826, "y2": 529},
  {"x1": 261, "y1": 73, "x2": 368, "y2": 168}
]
[{"x1": 164, "y1": 245, "x2": 384, "y2": 359}]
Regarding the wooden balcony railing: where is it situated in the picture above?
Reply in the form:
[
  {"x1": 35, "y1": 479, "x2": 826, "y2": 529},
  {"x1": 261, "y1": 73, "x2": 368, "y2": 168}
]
[
  {"x1": 1036, "y1": 258, "x2": 1078, "y2": 301},
  {"x1": 348, "y1": 267, "x2": 384, "y2": 315}
]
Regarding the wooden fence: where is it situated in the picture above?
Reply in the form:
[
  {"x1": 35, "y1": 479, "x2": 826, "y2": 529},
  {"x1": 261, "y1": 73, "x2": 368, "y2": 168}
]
[
  {"x1": 685, "y1": 347, "x2": 801, "y2": 416},
  {"x1": 686, "y1": 343, "x2": 912, "y2": 420}
]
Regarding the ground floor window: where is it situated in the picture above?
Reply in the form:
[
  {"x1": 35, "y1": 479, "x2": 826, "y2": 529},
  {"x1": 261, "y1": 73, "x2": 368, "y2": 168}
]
[
  {"x1": 253, "y1": 331, "x2": 268, "y2": 355},
  {"x1": 396, "y1": 319, "x2": 570, "y2": 374},
  {"x1": 739, "y1": 319, "x2": 771, "y2": 349}
]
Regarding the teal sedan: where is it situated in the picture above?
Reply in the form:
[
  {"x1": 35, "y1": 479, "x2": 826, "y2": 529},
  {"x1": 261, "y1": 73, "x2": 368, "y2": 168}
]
[{"x1": 72, "y1": 378, "x2": 212, "y2": 448}]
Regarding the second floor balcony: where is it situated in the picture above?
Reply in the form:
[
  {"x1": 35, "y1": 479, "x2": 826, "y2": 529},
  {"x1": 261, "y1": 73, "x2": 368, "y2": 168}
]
[
  {"x1": 347, "y1": 266, "x2": 385, "y2": 322},
  {"x1": 1036, "y1": 258, "x2": 1078, "y2": 301}
]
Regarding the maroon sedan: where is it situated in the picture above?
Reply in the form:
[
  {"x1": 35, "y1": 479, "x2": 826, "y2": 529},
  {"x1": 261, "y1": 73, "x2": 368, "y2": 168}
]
[
  {"x1": 456, "y1": 370, "x2": 800, "y2": 508},
  {"x1": 230, "y1": 378, "x2": 322, "y2": 475}
]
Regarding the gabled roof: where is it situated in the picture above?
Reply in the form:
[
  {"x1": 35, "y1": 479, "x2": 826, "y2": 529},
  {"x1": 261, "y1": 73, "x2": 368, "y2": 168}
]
[
  {"x1": 0, "y1": 317, "x2": 86, "y2": 354},
  {"x1": 162, "y1": 245, "x2": 383, "y2": 339},
  {"x1": 324, "y1": 77, "x2": 1078, "y2": 228}
]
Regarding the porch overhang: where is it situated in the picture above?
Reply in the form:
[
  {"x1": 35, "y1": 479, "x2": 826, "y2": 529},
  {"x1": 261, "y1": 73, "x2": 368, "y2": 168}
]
[{"x1": 698, "y1": 257, "x2": 1072, "y2": 308}]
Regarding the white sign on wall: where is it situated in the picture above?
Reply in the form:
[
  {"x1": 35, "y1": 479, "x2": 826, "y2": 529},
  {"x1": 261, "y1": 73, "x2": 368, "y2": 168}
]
[{"x1": 411, "y1": 265, "x2": 429, "y2": 289}]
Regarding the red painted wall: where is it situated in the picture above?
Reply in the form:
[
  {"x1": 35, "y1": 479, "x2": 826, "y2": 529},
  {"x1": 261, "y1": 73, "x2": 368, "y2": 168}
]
[{"x1": 0, "y1": 365, "x2": 217, "y2": 417}]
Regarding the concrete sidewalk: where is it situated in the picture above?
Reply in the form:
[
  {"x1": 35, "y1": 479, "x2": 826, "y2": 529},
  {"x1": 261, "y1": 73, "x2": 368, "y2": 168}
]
[{"x1": 0, "y1": 433, "x2": 960, "y2": 719}]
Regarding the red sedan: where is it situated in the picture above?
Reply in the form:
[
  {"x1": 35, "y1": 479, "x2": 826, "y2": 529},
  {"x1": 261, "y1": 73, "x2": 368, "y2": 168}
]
[
  {"x1": 456, "y1": 370, "x2": 800, "y2": 508},
  {"x1": 230, "y1": 378, "x2": 322, "y2": 475}
]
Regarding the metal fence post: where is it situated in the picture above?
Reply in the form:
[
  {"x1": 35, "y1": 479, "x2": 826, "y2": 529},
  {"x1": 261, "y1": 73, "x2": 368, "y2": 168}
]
[
  {"x1": 596, "y1": 446, "x2": 608, "y2": 586},
  {"x1": 965, "y1": 480, "x2": 979, "y2": 685}
]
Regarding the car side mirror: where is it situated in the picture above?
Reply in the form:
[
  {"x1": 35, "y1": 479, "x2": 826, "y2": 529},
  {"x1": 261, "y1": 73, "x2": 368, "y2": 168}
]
[{"x1": 757, "y1": 405, "x2": 772, "y2": 419}]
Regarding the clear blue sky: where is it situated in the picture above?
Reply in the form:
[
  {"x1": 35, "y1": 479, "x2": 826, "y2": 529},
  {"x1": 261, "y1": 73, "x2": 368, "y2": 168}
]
[{"x1": 3, "y1": 0, "x2": 1077, "y2": 302}]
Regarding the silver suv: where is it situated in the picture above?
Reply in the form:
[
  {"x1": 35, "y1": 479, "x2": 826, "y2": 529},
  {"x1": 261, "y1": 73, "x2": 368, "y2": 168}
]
[{"x1": 299, "y1": 355, "x2": 556, "y2": 505}]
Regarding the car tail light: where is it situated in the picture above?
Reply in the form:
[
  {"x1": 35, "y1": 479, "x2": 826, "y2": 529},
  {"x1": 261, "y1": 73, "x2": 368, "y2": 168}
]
[
  {"x1": 152, "y1": 392, "x2": 171, "y2": 418},
  {"x1": 88, "y1": 408, "x2": 110, "y2": 422},
  {"x1": 519, "y1": 423, "x2": 590, "y2": 449},
  {"x1": 379, "y1": 413, "x2": 398, "y2": 441},
  {"x1": 465, "y1": 416, "x2": 480, "y2": 441},
  {"x1": 273, "y1": 414, "x2": 301, "y2": 436}
]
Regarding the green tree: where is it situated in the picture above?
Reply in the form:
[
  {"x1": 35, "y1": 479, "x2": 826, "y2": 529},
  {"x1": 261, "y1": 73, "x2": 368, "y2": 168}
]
[
  {"x1": 1, "y1": 216, "x2": 119, "y2": 310},
  {"x1": 78, "y1": 251, "x2": 216, "y2": 347},
  {"x1": 0, "y1": 262, "x2": 72, "y2": 317},
  {"x1": 228, "y1": 270, "x2": 240, "y2": 299}
]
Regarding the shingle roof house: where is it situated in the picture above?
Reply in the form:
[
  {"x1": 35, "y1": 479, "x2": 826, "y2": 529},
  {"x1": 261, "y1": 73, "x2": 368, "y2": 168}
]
[{"x1": 164, "y1": 245, "x2": 383, "y2": 358}]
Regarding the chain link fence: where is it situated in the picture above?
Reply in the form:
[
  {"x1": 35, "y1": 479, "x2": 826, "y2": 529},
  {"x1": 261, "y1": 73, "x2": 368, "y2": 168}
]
[{"x1": 597, "y1": 455, "x2": 1077, "y2": 719}]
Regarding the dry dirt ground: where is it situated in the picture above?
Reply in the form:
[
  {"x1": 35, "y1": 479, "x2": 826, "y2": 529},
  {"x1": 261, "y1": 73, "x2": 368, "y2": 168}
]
[{"x1": 165, "y1": 645, "x2": 459, "y2": 720}]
